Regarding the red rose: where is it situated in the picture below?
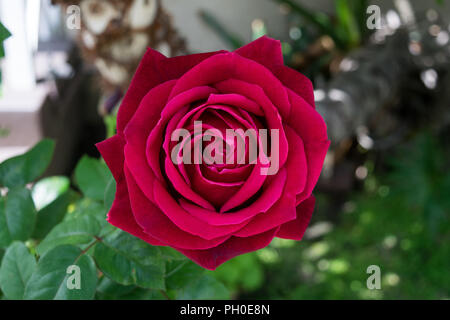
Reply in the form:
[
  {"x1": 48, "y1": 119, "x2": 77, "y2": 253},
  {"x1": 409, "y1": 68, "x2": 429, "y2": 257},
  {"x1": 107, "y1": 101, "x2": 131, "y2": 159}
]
[{"x1": 96, "y1": 36, "x2": 330, "y2": 270}]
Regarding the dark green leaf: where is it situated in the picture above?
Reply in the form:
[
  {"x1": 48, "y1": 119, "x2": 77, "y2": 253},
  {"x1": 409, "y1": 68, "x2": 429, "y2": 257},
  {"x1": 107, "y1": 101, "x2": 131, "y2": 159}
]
[
  {"x1": 166, "y1": 260, "x2": 204, "y2": 290},
  {"x1": 0, "y1": 139, "x2": 55, "y2": 188},
  {"x1": 32, "y1": 190, "x2": 75, "y2": 240},
  {"x1": 74, "y1": 156, "x2": 112, "y2": 200},
  {"x1": 0, "y1": 188, "x2": 36, "y2": 248},
  {"x1": 96, "y1": 276, "x2": 137, "y2": 298},
  {"x1": 65, "y1": 198, "x2": 109, "y2": 232},
  {"x1": 159, "y1": 246, "x2": 187, "y2": 261},
  {"x1": 0, "y1": 22, "x2": 11, "y2": 59},
  {"x1": 36, "y1": 214, "x2": 100, "y2": 256},
  {"x1": 96, "y1": 276, "x2": 164, "y2": 300},
  {"x1": 274, "y1": 0, "x2": 345, "y2": 49},
  {"x1": 104, "y1": 177, "x2": 116, "y2": 211},
  {"x1": 174, "y1": 274, "x2": 229, "y2": 300},
  {"x1": 94, "y1": 229, "x2": 165, "y2": 290},
  {"x1": 0, "y1": 242, "x2": 36, "y2": 299},
  {"x1": 24, "y1": 245, "x2": 97, "y2": 300},
  {"x1": 335, "y1": 0, "x2": 361, "y2": 48}
]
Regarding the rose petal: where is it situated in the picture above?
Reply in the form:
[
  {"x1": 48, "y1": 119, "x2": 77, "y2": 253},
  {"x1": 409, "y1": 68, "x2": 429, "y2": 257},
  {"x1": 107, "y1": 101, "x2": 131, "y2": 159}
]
[
  {"x1": 273, "y1": 65, "x2": 315, "y2": 108},
  {"x1": 169, "y1": 52, "x2": 291, "y2": 119},
  {"x1": 96, "y1": 135, "x2": 164, "y2": 246},
  {"x1": 152, "y1": 178, "x2": 249, "y2": 240},
  {"x1": 214, "y1": 79, "x2": 289, "y2": 169},
  {"x1": 287, "y1": 88, "x2": 328, "y2": 143},
  {"x1": 117, "y1": 48, "x2": 225, "y2": 132},
  {"x1": 124, "y1": 166, "x2": 231, "y2": 249},
  {"x1": 277, "y1": 196, "x2": 316, "y2": 240},
  {"x1": 179, "y1": 168, "x2": 286, "y2": 226},
  {"x1": 123, "y1": 80, "x2": 176, "y2": 200},
  {"x1": 96, "y1": 135, "x2": 126, "y2": 181},
  {"x1": 175, "y1": 227, "x2": 279, "y2": 270},
  {"x1": 296, "y1": 139, "x2": 330, "y2": 204},
  {"x1": 234, "y1": 35, "x2": 284, "y2": 73},
  {"x1": 108, "y1": 179, "x2": 165, "y2": 246}
]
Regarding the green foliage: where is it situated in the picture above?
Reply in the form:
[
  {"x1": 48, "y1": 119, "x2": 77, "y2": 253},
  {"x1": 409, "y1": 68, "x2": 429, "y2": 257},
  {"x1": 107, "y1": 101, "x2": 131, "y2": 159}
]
[
  {"x1": 5, "y1": 133, "x2": 447, "y2": 300},
  {"x1": 0, "y1": 242, "x2": 36, "y2": 299},
  {"x1": 0, "y1": 21, "x2": 11, "y2": 59},
  {"x1": 36, "y1": 214, "x2": 101, "y2": 256},
  {"x1": 228, "y1": 133, "x2": 450, "y2": 300},
  {"x1": 0, "y1": 188, "x2": 36, "y2": 247},
  {"x1": 94, "y1": 229, "x2": 165, "y2": 290},
  {"x1": 74, "y1": 155, "x2": 112, "y2": 201},
  {"x1": 174, "y1": 274, "x2": 229, "y2": 300},
  {"x1": 104, "y1": 177, "x2": 116, "y2": 211},
  {"x1": 0, "y1": 139, "x2": 54, "y2": 188},
  {"x1": 24, "y1": 245, "x2": 98, "y2": 300},
  {"x1": 0, "y1": 140, "x2": 230, "y2": 300},
  {"x1": 31, "y1": 176, "x2": 74, "y2": 239},
  {"x1": 210, "y1": 252, "x2": 264, "y2": 295}
]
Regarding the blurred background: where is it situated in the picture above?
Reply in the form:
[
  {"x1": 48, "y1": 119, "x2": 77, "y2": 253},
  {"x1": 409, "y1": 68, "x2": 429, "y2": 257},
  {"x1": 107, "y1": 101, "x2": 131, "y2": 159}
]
[{"x1": 0, "y1": 0, "x2": 449, "y2": 299}]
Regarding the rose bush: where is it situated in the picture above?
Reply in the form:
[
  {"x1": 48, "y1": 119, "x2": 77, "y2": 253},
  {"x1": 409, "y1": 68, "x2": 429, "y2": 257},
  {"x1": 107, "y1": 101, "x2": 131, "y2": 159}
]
[{"x1": 97, "y1": 36, "x2": 330, "y2": 270}]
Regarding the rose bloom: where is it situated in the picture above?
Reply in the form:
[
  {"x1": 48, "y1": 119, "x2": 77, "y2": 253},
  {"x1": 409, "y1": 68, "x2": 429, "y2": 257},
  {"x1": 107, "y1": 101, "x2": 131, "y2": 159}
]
[{"x1": 97, "y1": 36, "x2": 330, "y2": 270}]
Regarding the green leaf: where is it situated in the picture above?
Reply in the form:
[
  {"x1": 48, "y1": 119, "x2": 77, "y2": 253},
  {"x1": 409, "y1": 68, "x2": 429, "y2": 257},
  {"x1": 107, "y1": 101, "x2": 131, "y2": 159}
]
[
  {"x1": 36, "y1": 214, "x2": 100, "y2": 256},
  {"x1": 94, "y1": 229, "x2": 165, "y2": 290},
  {"x1": 335, "y1": 0, "x2": 361, "y2": 48},
  {"x1": 0, "y1": 22, "x2": 11, "y2": 59},
  {"x1": 0, "y1": 188, "x2": 36, "y2": 248},
  {"x1": 274, "y1": 0, "x2": 345, "y2": 49},
  {"x1": 24, "y1": 245, "x2": 97, "y2": 300},
  {"x1": 159, "y1": 246, "x2": 188, "y2": 261},
  {"x1": 174, "y1": 274, "x2": 230, "y2": 300},
  {"x1": 0, "y1": 139, "x2": 55, "y2": 188},
  {"x1": 74, "y1": 156, "x2": 112, "y2": 200},
  {"x1": 104, "y1": 177, "x2": 116, "y2": 211},
  {"x1": 166, "y1": 260, "x2": 204, "y2": 291},
  {"x1": 96, "y1": 276, "x2": 137, "y2": 298},
  {"x1": 32, "y1": 190, "x2": 75, "y2": 240},
  {"x1": 0, "y1": 242, "x2": 36, "y2": 299},
  {"x1": 31, "y1": 176, "x2": 73, "y2": 239},
  {"x1": 32, "y1": 176, "x2": 70, "y2": 210},
  {"x1": 65, "y1": 198, "x2": 109, "y2": 232},
  {"x1": 96, "y1": 277, "x2": 165, "y2": 300}
]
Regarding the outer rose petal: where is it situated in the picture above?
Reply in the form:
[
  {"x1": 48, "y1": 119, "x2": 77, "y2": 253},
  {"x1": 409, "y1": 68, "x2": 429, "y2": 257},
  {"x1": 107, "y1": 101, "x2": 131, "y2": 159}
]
[
  {"x1": 123, "y1": 80, "x2": 176, "y2": 201},
  {"x1": 96, "y1": 135, "x2": 164, "y2": 245},
  {"x1": 169, "y1": 52, "x2": 291, "y2": 119},
  {"x1": 96, "y1": 135, "x2": 126, "y2": 182},
  {"x1": 277, "y1": 196, "x2": 316, "y2": 240},
  {"x1": 176, "y1": 227, "x2": 280, "y2": 270},
  {"x1": 296, "y1": 140, "x2": 330, "y2": 204},
  {"x1": 273, "y1": 65, "x2": 316, "y2": 108},
  {"x1": 234, "y1": 36, "x2": 284, "y2": 73},
  {"x1": 124, "y1": 166, "x2": 232, "y2": 250},
  {"x1": 117, "y1": 48, "x2": 225, "y2": 133},
  {"x1": 108, "y1": 179, "x2": 165, "y2": 246}
]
